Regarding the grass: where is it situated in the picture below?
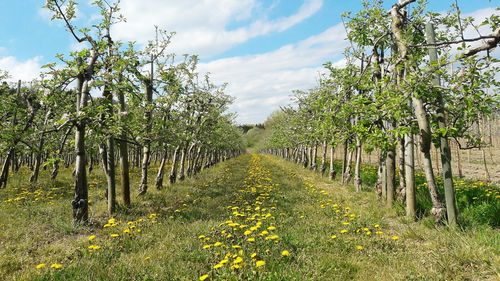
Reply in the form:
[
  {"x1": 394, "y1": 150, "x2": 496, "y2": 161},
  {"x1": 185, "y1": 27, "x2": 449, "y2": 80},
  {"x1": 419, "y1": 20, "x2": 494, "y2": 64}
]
[
  {"x1": 0, "y1": 154, "x2": 498, "y2": 280},
  {"x1": 310, "y1": 158, "x2": 499, "y2": 228}
]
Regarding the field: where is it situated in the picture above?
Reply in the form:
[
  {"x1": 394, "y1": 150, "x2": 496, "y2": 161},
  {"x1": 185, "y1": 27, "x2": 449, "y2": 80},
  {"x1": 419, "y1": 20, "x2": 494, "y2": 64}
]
[
  {"x1": 1, "y1": 154, "x2": 498, "y2": 280},
  {"x1": 1, "y1": 1, "x2": 499, "y2": 280}
]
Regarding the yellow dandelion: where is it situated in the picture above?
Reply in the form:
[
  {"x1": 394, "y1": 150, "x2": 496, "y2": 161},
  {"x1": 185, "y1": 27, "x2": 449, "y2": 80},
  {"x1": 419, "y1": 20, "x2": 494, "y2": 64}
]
[
  {"x1": 251, "y1": 252, "x2": 257, "y2": 258},
  {"x1": 356, "y1": 245, "x2": 364, "y2": 251},
  {"x1": 50, "y1": 263, "x2": 63, "y2": 269},
  {"x1": 255, "y1": 260, "x2": 266, "y2": 268},
  {"x1": 35, "y1": 263, "x2": 46, "y2": 269},
  {"x1": 331, "y1": 235, "x2": 337, "y2": 239},
  {"x1": 213, "y1": 242, "x2": 223, "y2": 247},
  {"x1": 203, "y1": 244, "x2": 211, "y2": 249},
  {"x1": 340, "y1": 229, "x2": 348, "y2": 234},
  {"x1": 110, "y1": 233, "x2": 120, "y2": 238},
  {"x1": 213, "y1": 263, "x2": 224, "y2": 269},
  {"x1": 281, "y1": 250, "x2": 290, "y2": 257},
  {"x1": 247, "y1": 237, "x2": 255, "y2": 242},
  {"x1": 391, "y1": 235, "x2": 399, "y2": 241},
  {"x1": 265, "y1": 235, "x2": 279, "y2": 241},
  {"x1": 88, "y1": 235, "x2": 96, "y2": 241},
  {"x1": 199, "y1": 274, "x2": 209, "y2": 281},
  {"x1": 88, "y1": 245, "x2": 101, "y2": 251}
]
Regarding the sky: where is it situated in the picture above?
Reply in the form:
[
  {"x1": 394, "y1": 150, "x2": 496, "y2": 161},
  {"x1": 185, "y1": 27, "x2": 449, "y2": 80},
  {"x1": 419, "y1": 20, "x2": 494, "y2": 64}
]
[{"x1": 0, "y1": 0, "x2": 498, "y2": 124}]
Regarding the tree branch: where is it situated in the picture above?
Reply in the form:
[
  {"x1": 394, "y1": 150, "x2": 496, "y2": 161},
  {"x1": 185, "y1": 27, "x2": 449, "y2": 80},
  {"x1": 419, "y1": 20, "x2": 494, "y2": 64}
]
[
  {"x1": 409, "y1": 35, "x2": 498, "y2": 48},
  {"x1": 53, "y1": 0, "x2": 85, "y2": 43},
  {"x1": 461, "y1": 27, "x2": 500, "y2": 58}
]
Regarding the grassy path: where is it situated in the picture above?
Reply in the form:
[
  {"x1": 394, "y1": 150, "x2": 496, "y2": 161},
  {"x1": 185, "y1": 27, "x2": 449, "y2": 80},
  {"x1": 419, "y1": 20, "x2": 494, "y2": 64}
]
[{"x1": 1, "y1": 154, "x2": 498, "y2": 280}]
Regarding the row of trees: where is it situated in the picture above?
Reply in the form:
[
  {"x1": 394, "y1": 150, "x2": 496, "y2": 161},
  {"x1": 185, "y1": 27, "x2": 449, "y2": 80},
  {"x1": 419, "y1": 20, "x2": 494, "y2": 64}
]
[
  {"x1": 263, "y1": 0, "x2": 499, "y2": 226},
  {"x1": 0, "y1": 0, "x2": 244, "y2": 224}
]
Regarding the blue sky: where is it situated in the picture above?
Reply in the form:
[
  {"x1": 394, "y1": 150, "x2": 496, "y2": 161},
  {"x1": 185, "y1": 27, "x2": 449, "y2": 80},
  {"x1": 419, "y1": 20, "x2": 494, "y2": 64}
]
[{"x1": 0, "y1": 0, "x2": 498, "y2": 123}]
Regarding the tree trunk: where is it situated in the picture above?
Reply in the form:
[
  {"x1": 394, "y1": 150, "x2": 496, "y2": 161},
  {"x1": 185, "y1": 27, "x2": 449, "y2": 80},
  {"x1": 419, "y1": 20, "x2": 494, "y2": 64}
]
[
  {"x1": 118, "y1": 90, "x2": 131, "y2": 207},
  {"x1": 311, "y1": 144, "x2": 317, "y2": 171},
  {"x1": 376, "y1": 152, "x2": 385, "y2": 198},
  {"x1": 178, "y1": 145, "x2": 187, "y2": 181},
  {"x1": 155, "y1": 146, "x2": 169, "y2": 190},
  {"x1": 169, "y1": 146, "x2": 180, "y2": 184},
  {"x1": 386, "y1": 146, "x2": 396, "y2": 207},
  {"x1": 405, "y1": 133, "x2": 416, "y2": 219},
  {"x1": 138, "y1": 77, "x2": 154, "y2": 195},
  {"x1": 341, "y1": 140, "x2": 349, "y2": 183},
  {"x1": 454, "y1": 141, "x2": 463, "y2": 178},
  {"x1": 99, "y1": 144, "x2": 108, "y2": 175},
  {"x1": 426, "y1": 23, "x2": 458, "y2": 226},
  {"x1": 342, "y1": 146, "x2": 353, "y2": 185},
  {"x1": 354, "y1": 137, "x2": 362, "y2": 192},
  {"x1": 329, "y1": 145, "x2": 336, "y2": 180},
  {"x1": 72, "y1": 77, "x2": 89, "y2": 225},
  {"x1": 320, "y1": 141, "x2": 327, "y2": 175},
  {"x1": 413, "y1": 98, "x2": 445, "y2": 221},
  {"x1": 106, "y1": 137, "x2": 116, "y2": 214},
  {"x1": 0, "y1": 149, "x2": 14, "y2": 189},
  {"x1": 381, "y1": 154, "x2": 387, "y2": 199},
  {"x1": 397, "y1": 137, "x2": 406, "y2": 201}
]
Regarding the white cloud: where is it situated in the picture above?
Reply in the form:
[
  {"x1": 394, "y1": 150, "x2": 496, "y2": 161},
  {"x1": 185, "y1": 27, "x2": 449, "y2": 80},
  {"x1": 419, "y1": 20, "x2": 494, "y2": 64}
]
[
  {"x1": 200, "y1": 23, "x2": 348, "y2": 124},
  {"x1": 0, "y1": 56, "x2": 42, "y2": 82},
  {"x1": 112, "y1": 0, "x2": 323, "y2": 57}
]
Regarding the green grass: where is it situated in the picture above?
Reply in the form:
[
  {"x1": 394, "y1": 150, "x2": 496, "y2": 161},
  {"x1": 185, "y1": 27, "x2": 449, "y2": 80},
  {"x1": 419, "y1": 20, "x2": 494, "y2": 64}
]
[
  {"x1": 309, "y1": 157, "x2": 499, "y2": 228},
  {"x1": 0, "y1": 155, "x2": 498, "y2": 280}
]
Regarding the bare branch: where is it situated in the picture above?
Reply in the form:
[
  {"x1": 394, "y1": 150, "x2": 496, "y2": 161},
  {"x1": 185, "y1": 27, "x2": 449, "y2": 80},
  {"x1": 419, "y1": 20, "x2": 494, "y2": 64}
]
[
  {"x1": 461, "y1": 27, "x2": 500, "y2": 58},
  {"x1": 409, "y1": 35, "x2": 498, "y2": 48}
]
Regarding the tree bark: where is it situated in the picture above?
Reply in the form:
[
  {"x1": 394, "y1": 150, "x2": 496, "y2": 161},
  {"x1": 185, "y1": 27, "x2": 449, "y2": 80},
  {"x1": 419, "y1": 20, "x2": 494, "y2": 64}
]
[
  {"x1": 169, "y1": 146, "x2": 180, "y2": 184},
  {"x1": 329, "y1": 145, "x2": 336, "y2": 180},
  {"x1": 155, "y1": 146, "x2": 169, "y2": 190},
  {"x1": 405, "y1": 133, "x2": 416, "y2": 219},
  {"x1": 138, "y1": 75, "x2": 154, "y2": 195},
  {"x1": 320, "y1": 141, "x2": 327, "y2": 175},
  {"x1": 178, "y1": 145, "x2": 187, "y2": 181},
  {"x1": 311, "y1": 143, "x2": 317, "y2": 171},
  {"x1": 117, "y1": 87, "x2": 131, "y2": 207},
  {"x1": 386, "y1": 146, "x2": 396, "y2": 207},
  {"x1": 426, "y1": 22, "x2": 458, "y2": 225},
  {"x1": 73, "y1": 76, "x2": 90, "y2": 225},
  {"x1": 397, "y1": 137, "x2": 406, "y2": 201},
  {"x1": 354, "y1": 137, "x2": 362, "y2": 192}
]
